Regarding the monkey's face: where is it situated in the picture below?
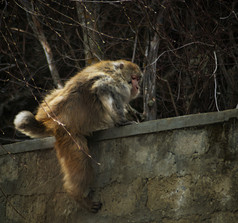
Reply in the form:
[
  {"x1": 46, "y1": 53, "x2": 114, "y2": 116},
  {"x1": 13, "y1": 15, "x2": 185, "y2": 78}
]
[
  {"x1": 113, "y1": 60, "x2": 142, "y2": 100},
  {"x1": 130, "y1": 75, "x2": 141, "y2": 99}
]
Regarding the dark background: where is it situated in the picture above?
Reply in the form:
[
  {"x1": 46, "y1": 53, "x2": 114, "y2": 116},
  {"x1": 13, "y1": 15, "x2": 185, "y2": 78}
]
[{"x1": 1, "y1": 0, "x2": 238, "y2": 144}]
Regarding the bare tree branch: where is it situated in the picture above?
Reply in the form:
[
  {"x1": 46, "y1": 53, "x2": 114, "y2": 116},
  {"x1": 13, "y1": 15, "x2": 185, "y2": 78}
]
[
  {"x1": 22, "y1": 1, "x2": 63, "y2": 89},
  {"x1": 30, "y1": 16, "x2": 63, "y2": 89},
  {"x1": 76, "y1": 1, "x2": 103, "y2": 65}
]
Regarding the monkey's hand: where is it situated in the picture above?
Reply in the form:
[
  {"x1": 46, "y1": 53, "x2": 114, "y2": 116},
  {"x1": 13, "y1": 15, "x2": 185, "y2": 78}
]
[{"x1": 125, "y1": 104, "x2": 144, "y2": 122}]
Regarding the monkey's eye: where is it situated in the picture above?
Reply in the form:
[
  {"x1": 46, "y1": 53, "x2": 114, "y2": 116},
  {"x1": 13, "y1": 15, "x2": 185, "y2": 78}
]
[
  {"x1": 132, "y1": 76, "x2": 140, "y2": 81},
  {"x1": 131, "y1": 76, "x2": 137, "y2": 80}
]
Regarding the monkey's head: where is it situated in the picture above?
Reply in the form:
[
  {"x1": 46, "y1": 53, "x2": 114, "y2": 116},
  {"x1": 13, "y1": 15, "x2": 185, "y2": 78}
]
[{"x1": 113, "y1": 60, "x2": 143, "y2": 100}]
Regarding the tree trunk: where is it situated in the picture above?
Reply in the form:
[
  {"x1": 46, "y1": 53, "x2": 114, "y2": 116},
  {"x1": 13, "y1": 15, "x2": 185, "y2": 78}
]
[{"x1": 143, "y1": 33, "x2": 160, "y2": 121}]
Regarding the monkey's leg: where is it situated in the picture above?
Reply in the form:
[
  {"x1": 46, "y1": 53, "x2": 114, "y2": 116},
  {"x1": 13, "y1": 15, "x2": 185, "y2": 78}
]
[{"x1": 55, "y1": 134, "x2": 101, "y2": 213}]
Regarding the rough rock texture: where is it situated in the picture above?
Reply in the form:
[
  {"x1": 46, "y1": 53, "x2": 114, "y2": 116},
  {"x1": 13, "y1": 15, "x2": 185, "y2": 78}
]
[{"x1": 1, "y1": 112, "x2": 238, "y2": 222}]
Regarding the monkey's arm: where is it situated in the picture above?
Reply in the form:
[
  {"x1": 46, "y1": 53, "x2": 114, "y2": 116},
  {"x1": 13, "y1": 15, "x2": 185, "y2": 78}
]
[
  {"x1": 113, "y1": 103, "x2": 135, "y2": 126},
  {"x1": 101, "y1": 93, "x2": 131, "y2": 126},
  {"x1": 91, "y1": 75, "x2": 132, "y2": 126}
]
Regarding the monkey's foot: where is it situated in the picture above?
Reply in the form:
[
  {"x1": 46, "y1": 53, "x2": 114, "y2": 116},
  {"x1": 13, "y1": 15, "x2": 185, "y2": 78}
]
[
  {"x1": 80, "y1": 197, "x2": 102, "y2": 213},
  {"x1": 89, "y1": 201, "x2": 102, "y2": 213}
]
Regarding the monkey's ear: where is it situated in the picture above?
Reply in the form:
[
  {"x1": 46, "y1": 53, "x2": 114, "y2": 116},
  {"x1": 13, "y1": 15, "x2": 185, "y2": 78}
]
[{"x1": 114, "y1": 62, "x2": 124, "y2": 70}]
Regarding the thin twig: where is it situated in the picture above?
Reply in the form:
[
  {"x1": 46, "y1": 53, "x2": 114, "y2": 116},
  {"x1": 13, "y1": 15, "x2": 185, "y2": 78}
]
[
  {"x1": 212, "y1": 51, "x2": 219, "y2": 112},
  {"x1": 0, "y1": 64, "x2": 16, "y2": 72},
  {"x1": 159, "y1": 77, "x2": 179, "y2": 116},
  {"x1": 148, "y1": 41, "x2": 214, "y2": 67},
  {"x1": 131, "y1": 29, "x2": 138, "y2": 63},
  {"x1": 0, "y1": 185, "x2": 26, "y2": 220}
]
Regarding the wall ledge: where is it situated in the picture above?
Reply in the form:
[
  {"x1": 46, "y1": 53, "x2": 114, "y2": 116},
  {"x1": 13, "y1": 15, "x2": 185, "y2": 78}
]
[{"x1": 1, "y1": 109, "x2": 238, "y2": 155}]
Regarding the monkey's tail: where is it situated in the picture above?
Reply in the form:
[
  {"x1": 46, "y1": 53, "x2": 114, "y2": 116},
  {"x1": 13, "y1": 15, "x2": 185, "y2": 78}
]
[
  {"x1": 54, "y1": 133, "x2": 101, "y2": 212},
  {"x1": 14, "y1": 111, "x2": 50, "y2": 138}
]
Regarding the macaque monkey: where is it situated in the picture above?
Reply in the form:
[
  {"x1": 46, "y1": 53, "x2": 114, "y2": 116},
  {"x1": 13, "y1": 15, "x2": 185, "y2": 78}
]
[{"x1": 14, "y1": 60, "x2": 142, "y2": 213}]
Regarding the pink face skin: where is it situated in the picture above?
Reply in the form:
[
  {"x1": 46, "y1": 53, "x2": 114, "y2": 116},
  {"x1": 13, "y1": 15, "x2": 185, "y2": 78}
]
[{"x1": 131, "y1": 75, "x2": 141, "y2": 98}]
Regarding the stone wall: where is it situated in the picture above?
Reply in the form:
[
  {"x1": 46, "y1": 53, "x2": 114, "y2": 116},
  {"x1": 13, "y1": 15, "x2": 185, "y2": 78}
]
[{"x1": 1, "y1": 109, "x2": 238, "y2": 223}]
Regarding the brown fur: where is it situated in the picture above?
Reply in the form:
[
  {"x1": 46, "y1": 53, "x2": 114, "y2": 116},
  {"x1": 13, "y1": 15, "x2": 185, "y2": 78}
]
[{"x1": 14, "y1": 60, "x2": 142, "y2": 212}]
